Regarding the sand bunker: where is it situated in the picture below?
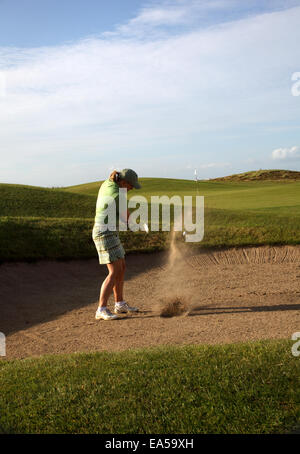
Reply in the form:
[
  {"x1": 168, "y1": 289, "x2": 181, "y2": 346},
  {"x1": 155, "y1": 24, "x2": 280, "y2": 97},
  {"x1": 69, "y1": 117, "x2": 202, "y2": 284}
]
[{"x1": 1, "y1": 243, "x2": 300, "y2": 359}]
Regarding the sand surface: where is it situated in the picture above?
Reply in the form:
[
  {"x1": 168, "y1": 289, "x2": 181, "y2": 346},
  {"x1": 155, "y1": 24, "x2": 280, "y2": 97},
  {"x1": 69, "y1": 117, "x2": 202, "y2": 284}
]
[{"x1": 1, "y1": 245, "x2": 300, "y2": 359}]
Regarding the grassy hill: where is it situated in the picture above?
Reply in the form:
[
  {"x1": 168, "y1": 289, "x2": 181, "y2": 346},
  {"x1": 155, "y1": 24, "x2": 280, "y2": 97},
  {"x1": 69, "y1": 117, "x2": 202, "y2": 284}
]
[
  {"x1": 0, "y1": 183, "x2": 95, "y2": 218},
  {"x1": 210, "y1": 169, "x2": 300, "y2": 182},
  {"x1": 63, "y1": 177, "x2": 199, "y2": 197},
  {"x1": 1, "y1": 171, "x2": 300, "y2": 261},
  {"x1": 2, "y1": 176, "x2": 300, "y2": 218}
]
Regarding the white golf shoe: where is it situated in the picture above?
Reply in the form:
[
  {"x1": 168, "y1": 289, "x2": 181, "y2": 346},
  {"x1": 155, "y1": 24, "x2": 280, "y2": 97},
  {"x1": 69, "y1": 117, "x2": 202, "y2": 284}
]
[
  {"x1": 95, "y1": 307, "x2": 119, "y2": 320},
  {"x1": 114, "y1": 302, "x2": 139, "y2": 314}
]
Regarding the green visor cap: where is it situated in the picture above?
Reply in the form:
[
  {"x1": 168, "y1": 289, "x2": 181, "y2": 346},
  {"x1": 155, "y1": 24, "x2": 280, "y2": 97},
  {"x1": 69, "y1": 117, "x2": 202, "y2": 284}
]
[{"x1": 120, "y1": 168, "x2": 141, "y2": 189}]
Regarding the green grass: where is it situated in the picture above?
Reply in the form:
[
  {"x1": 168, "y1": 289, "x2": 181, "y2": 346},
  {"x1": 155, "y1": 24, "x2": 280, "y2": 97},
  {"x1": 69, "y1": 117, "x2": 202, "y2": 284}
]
[
  {"x1": 0, "y1": 183, "x2": 95, "y2": 218},
  {"x1": 2, "y1": 178, "x2": 300, "y2": 218},
  {"x1": 1, "y1": 174, "x2": 300, "y2": 261},
  {"x1": 0, "y1": 340, "x2": 299, "y2": 434},
  {"x1": 0, "y1": 217, "x2": 168, "y2": 262},
  {"x1": 1, "y1": 207, "x2": 300, "y2": 262}
]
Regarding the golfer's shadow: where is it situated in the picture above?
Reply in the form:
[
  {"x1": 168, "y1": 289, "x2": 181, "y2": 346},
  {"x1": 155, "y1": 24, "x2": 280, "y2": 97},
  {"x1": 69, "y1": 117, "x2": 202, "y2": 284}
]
[
  {"x1": 189, "y1": 303, "x2": 300, "y2": 316},
  {"x1": 0, "y1": 251, "x2": 169, "y2": 335},
  {"x1": 115, "y1": 310, "x2": 156, "y2": 320}
]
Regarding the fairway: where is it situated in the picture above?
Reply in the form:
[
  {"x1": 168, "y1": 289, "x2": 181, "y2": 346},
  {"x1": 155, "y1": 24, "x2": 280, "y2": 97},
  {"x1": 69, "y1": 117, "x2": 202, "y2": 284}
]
[
  {"x1": 64, "y1": 177, "x2": 300, "y2": 214},
  {"x1": 1, "y1": 175, "x2": 300, "y2": 262},
  {"x1": 2, "y1": 177, "x2": 300, "y2": 217}
]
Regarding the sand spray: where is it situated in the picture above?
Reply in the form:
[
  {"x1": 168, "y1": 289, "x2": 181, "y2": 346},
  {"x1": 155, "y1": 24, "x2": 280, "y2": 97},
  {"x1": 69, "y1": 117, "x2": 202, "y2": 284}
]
[{"x1": 154, "y1": 228, "x2": 199, "y2": 317}]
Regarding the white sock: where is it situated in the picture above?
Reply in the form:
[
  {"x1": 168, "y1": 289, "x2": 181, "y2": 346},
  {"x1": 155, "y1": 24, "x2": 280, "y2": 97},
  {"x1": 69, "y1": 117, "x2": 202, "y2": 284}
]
[
  {"x1": 115, "y1": 301, "x2": 126, "y2": 306},
  {"x1": 97, "y1": 307, "x2": 107, "y2": 312}
]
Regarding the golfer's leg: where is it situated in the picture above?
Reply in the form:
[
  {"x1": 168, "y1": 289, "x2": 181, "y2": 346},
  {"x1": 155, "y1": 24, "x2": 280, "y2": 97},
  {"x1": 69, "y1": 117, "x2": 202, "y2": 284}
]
[
  {"x1": 99, "y1": 260, "x2": 123, "y2": 308},
  {"x1": 113, "y1": 258, "x2": 126, "y2": 302}
]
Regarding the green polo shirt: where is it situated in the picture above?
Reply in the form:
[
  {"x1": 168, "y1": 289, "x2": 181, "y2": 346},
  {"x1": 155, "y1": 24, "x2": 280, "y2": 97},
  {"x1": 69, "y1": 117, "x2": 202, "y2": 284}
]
[{"x1": 94, "y1": 179, "x2": 121, "y2": 230}]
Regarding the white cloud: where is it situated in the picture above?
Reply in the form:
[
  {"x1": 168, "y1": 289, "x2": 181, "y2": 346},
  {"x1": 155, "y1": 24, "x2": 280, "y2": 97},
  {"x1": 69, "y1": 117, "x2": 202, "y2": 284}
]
[
  {"x1": 105, "y1": 0, "x2": 221, "y2": 35},
  {"x1": 272, "y1": 146, "x2": 300, "y2": 160},
  {"x1": 108, "y1": 0, "x2": 300, "y2": 37},
  {"x1": 126, "y1": 6, "x2": 188, "y2": 27}
]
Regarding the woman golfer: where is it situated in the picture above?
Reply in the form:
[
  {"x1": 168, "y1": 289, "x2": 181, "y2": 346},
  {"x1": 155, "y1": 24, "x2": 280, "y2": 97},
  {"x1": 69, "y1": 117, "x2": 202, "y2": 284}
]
[{"x1": 92, "y1": 169, "x2": 141, "y2": 320}]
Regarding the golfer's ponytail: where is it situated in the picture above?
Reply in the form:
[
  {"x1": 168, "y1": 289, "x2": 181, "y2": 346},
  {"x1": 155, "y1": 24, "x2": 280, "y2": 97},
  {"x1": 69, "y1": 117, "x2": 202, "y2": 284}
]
[{"x1": 109, "y1": 170, "x2": 121, "y2": 183}]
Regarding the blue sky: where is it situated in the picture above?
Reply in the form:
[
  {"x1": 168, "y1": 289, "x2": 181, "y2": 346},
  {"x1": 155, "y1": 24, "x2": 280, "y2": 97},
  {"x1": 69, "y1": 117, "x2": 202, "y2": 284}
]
[
  {"x1": 0, "y1": 0, "x2": 143, "y2": 47},
  {"x1": 0, "y1": 0, "x2": 300, "y2": 186}
]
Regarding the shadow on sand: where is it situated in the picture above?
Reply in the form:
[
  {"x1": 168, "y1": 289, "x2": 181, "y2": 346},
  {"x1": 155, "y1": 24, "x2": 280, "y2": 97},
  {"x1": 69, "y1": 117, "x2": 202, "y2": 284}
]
[{"x1": 0, "y1": 251, "x2": 169, "y2": 335}]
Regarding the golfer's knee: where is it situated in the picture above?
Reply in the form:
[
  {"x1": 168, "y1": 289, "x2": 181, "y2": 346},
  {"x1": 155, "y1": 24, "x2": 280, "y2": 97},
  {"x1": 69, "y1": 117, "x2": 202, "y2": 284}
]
[{"x1": 107, "y1": 268, "x2": 118, "y2": 281}]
